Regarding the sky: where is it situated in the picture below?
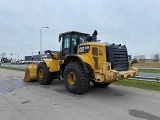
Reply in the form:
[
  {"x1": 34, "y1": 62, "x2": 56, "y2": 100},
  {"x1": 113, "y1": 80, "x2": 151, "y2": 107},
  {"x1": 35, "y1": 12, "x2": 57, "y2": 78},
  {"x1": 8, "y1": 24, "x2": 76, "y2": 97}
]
[{"x1": 0, "y1": 0, "x2": 160, "y2": 60}]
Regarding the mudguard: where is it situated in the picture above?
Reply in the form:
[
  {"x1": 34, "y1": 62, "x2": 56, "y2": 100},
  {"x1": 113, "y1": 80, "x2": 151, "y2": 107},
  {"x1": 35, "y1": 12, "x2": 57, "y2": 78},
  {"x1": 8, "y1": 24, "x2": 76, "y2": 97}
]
[
  {"x1": 43, "y1": 59, "x2": 60, "y2": 72},
  {"x1": 64, "y1": 54, "x2": 94, "y2": 73}
]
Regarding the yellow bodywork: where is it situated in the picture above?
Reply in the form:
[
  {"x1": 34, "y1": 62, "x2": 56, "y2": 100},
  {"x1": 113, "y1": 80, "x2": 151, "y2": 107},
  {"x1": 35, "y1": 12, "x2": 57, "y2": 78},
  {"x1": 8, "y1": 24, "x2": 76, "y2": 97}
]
[
  {"x1": 77, "y1": 42, "x2": 138, "y2": 83},
  {"x1": 24, "y1": 53, "x2": 61, "y2": 82},
  {"x1": 43, "y1": 59, "x2": 60, "y2": 72},
  {"x1": 23, "y1": 64, "x2": 38, "y2": 82},
  {"x1": 23, "y1": 59, "x2": 60, "y2": 82},
  {"x1": 97, "y1": 62, "x2": 138, "y2": 83},
  {"x1": 24, "y1": 42, "x2": 138, "y2": 83},
  {"x1": 76, "y1": 53, "x2": 138, "y2": 83}
]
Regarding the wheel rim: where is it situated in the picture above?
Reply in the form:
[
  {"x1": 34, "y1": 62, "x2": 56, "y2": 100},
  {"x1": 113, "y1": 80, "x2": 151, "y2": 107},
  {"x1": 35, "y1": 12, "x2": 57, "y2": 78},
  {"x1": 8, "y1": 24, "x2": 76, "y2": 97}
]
[
  {"x1": 39, "y1": 69, "x2": 44, "y2": 78},
  {"x1": 68, "y1": 72, "x2": 76, "y2": 85}
]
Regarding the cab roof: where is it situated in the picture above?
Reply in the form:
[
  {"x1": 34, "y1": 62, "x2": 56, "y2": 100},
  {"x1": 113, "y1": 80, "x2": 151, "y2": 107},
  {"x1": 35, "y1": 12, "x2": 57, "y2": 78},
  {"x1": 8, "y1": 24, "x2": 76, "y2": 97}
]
[{"x1": 59, "y1": 31, "x2": 90, "y2": 37}]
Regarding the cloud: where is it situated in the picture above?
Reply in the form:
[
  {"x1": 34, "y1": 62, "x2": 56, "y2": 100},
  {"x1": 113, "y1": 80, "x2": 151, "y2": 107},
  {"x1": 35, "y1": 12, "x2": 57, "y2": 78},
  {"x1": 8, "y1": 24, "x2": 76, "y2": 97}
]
[{"x1": 0, "y1": 0, "x2": 160, "y2": 59}]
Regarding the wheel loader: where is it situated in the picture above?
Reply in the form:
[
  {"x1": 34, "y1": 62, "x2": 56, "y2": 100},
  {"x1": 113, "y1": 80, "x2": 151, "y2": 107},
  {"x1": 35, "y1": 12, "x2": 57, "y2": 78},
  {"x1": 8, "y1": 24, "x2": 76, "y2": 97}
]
[{"x1": 24, "y1": 30, "x2": 138, "y2": 94}]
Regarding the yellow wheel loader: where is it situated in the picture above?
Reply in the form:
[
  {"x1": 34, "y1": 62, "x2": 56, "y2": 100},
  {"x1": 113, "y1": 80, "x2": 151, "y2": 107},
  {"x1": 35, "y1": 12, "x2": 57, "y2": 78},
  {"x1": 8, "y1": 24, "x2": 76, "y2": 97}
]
[{"x1": 24, "y1": 30, "x2": 138, "y2": 94}]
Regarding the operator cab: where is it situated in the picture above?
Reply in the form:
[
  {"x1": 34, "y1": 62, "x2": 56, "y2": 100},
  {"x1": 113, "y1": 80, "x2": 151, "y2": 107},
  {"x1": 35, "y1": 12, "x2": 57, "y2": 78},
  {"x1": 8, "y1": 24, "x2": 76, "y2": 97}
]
[{"x1": 59, "y1": 31, "x2": 90, "y2": 59}]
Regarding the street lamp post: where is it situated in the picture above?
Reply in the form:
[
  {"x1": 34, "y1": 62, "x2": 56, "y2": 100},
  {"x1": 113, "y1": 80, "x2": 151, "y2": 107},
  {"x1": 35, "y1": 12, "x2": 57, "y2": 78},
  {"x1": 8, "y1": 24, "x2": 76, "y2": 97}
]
[{"x1": 40, "y1": 27, "x2": 49, "y2": 61}]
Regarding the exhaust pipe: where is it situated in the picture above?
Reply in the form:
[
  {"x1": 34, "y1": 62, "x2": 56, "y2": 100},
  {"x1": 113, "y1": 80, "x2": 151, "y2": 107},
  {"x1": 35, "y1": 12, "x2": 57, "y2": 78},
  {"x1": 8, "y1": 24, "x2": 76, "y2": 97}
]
[{"x1": 92, "y1": 30, "x2": 98, "y2": 42}]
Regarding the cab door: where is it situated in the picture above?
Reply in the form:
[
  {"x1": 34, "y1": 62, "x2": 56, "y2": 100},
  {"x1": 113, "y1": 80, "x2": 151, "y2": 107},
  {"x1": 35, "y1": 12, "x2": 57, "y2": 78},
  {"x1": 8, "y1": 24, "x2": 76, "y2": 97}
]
[
  {"x1": 62, "y1": 37, "x2": 70, "y2": 59},
  {"x1": 62, "y1": 36, "x2": 81, "y2": 59}
]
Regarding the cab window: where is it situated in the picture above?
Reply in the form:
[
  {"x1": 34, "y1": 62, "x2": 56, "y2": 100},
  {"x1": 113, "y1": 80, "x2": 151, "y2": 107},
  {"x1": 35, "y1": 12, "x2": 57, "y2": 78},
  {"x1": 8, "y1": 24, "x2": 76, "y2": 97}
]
[
  {"x1": 71, "y1": 37, "x2": 77, "y2": 46},
  {"x1": 64, "y1": 37, "x2": 70, "y2": 48}
]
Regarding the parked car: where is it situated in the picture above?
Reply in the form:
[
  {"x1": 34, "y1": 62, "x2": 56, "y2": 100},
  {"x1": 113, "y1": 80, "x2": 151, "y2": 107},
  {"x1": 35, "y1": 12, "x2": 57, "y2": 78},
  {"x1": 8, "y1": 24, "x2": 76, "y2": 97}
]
[{"x1": 19, "y1": 60, "x2": 25, "y2": 64}]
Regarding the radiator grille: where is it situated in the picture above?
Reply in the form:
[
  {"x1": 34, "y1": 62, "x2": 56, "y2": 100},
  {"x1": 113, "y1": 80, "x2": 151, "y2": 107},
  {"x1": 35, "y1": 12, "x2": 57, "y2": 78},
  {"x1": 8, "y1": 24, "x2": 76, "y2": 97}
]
[{"x1": 107, "y1": 44, "x2": 129, "y2": 71}]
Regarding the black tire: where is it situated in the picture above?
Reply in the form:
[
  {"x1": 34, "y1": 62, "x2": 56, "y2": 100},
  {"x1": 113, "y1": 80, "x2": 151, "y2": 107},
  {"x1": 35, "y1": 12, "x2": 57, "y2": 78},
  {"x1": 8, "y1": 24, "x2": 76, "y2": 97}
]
[
  {"x1": 63, "y1": 62, "x2": 90, "y2": 94},
  {"x1": 37, "y1": 62, "x2": 54, "y2": 85},
  {"x1": 91, "y1": 80, "x2": 111, "y2": 88}
]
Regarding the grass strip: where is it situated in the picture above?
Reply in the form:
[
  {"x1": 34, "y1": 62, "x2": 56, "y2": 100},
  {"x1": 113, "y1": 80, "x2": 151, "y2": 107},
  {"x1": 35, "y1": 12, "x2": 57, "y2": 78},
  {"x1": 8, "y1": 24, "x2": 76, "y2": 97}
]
[
  {"x1": 0, "y1": 66, "x2": 25, "y2": 72},
  {"x1": 113, "y1": 79, "x2": 160, "y2": 91},
  {"x1": 139, "y1": 69, "x2": 160, "y2": 73}
]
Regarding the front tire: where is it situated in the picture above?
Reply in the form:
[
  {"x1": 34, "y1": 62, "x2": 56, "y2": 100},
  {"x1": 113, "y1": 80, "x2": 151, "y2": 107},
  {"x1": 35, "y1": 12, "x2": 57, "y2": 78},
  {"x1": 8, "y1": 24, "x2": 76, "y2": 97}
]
[
  {"x1": 63, "y1": 62, "x2": 90, "y2": 94},
  {"x1": 37, "y1": 62, "x2": 54, "y2": 85}
]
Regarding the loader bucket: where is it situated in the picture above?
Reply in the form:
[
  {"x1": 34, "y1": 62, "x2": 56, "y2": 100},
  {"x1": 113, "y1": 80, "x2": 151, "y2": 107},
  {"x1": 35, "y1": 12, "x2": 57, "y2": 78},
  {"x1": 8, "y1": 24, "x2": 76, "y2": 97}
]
[{"x1": 23, "y1": 64, "x2": 38, "y2": 82}]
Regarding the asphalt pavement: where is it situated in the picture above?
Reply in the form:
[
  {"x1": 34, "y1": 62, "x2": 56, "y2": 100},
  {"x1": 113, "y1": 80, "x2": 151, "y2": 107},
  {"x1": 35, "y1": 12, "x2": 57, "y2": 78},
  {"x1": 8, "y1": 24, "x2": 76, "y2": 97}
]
[{"x1": 0, "y1": 68, "x2": 160, "y2": 120}]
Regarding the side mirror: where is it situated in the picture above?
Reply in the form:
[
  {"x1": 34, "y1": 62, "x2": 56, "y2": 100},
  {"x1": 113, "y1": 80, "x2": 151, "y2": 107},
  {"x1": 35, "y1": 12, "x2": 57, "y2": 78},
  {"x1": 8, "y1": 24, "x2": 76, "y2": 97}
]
[{"x1": 59, "y1": 36, "x2": 61, "y2": 42}]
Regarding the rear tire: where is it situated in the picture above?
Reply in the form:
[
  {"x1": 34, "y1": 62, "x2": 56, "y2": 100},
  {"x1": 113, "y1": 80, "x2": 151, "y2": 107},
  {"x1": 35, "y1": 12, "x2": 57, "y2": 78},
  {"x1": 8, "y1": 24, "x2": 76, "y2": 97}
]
[
  {"x1": 37, "y1": 62, "x2": 54, "y2": 85},
  {"x1": 91, "y1": 80, "x2": 111, "y2": 88},
  {"x1": 63, "y1": 62, "x2": 90, "y2": 94}
]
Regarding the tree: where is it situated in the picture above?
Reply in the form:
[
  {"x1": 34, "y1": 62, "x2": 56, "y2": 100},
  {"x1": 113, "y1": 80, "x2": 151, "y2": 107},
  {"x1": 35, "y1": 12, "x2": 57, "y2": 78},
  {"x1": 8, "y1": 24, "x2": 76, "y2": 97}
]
[
  {"x1": 133, "y1": 55, "x2": 138, "y2": 59},
  {"x1": 139, "y1": 55, "x2": 146, "y2": 63},
  {"x1": 153, "y1": 54, "x2": 159, "y2": 64}
]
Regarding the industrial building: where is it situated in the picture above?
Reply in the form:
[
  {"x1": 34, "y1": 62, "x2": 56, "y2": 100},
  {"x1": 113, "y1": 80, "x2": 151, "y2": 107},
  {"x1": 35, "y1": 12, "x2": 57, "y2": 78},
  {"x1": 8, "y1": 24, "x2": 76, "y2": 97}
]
[{"x1": 24, "y1": 50, "x2": 59, "y2": 61}]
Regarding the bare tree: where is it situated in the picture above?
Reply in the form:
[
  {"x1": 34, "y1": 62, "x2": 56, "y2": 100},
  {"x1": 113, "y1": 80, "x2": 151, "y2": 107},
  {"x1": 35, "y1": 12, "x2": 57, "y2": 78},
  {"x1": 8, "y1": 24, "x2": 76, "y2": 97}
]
[
  {"x1": 139, "y1": 55, "x2": 146, "y2": 63},
  {"x1": 133, "y1": 55, "x2": 138, "y2": 59},
  {"x1": 153, "y1": 54, "x2": 159, "y2": 64}
]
